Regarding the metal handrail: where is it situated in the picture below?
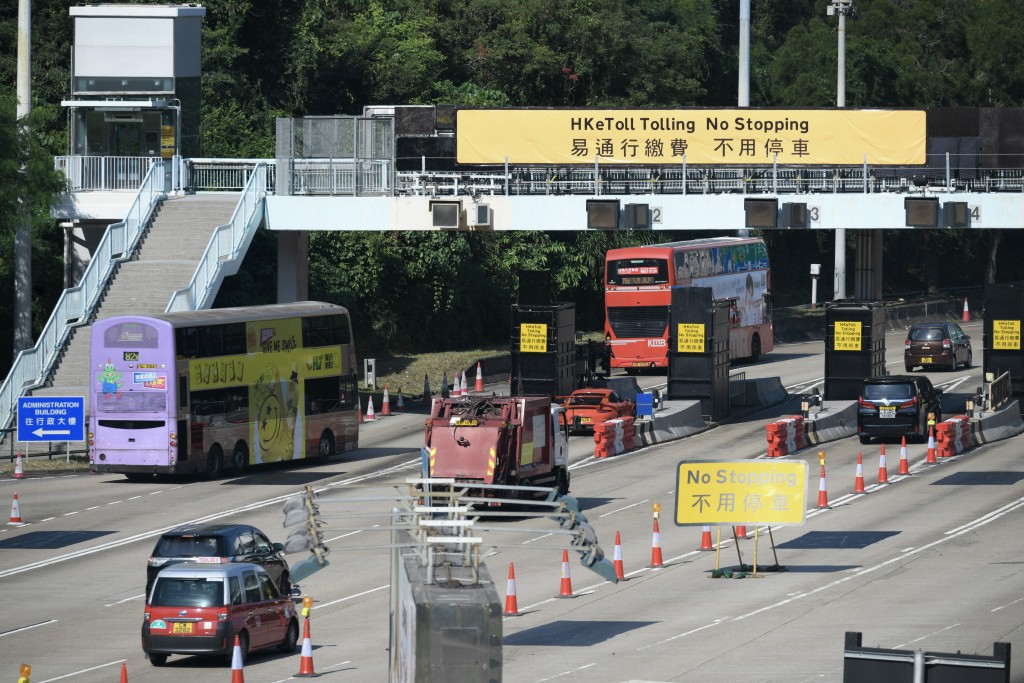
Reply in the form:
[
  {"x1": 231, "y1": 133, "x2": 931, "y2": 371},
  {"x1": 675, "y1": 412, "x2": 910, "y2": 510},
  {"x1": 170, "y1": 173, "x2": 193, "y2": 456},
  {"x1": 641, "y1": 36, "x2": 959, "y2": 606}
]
[
  {"x1": 166, "y1": 163, "x2": 268, "y2": 312},
  {"x1": 0, "y1": 162, "x2": 166, "y2": 432}
]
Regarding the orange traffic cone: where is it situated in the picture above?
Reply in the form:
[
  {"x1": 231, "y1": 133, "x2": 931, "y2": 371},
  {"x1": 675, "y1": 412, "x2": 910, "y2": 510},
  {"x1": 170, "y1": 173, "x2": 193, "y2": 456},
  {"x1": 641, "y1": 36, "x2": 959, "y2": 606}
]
[
  {"x1": 364, "y1": 396, "x2": 376, "y2": 422},
  {"x1": 926, "y1": 426, "x2": 937, "y2": 463},
  {"x1": 962, "y1": 297, "x2": 970, "y2": 322},
  {"x1": 878, "y1": 443, "x2": 889, "y2": 484},
  {"x1": 396, "y1": 388, "x2": 405, "y2": 411},
  {"x1": 13, "y1": 452, "x2": 24, "y2": 479},
  {"x1": 423, "y1": 374, "x2": 431, "y2": 404},
  {"x1": 557, "y1": 549, "x2": 574, "y2": 598},
  {"x1": 230, "y1": 634, "x2": 245, "y2": 682},
  {"x1": 854, "y1": 452, "x2": 866, "y2": 493},
  {"x1": 8, "y1": 493, "x2": 22, "y2": 524},
  {"x1": 475, "y1": 362, "x2": 485, "y2": 392},
  {"x1": 504, "y1": 563, "x2": 520, "y2": 616},
  {"x1": 120, "y1": 662, "x2": 128, "y2": 683},
  {"x1": 649, "y1": 518, "x2": 664, "y2": 568},
  {"x1": 898, "y1": 436, "x2": 910, "y2": 475},
  {"x1": 734, "y1": 525, "x2": 747, "y2": 539},
  {"x1": 462, "y1": 371, "x2": 469, "y2": 395},
  {"x1": 294, "y1": 616, "x2": 318, "y2": 677},
  {"x1": 613, "y1": 531, "x2": 625, "y2": 581},
  {"x1": 381, "y1": 385, "x2": 392, "y2": 416},
  {"x1": 818, "y1": 464, "x2": 830, "y2": 508},
  {"x1": 698, "y1": 525, "x2": 714, "y2": 551}
]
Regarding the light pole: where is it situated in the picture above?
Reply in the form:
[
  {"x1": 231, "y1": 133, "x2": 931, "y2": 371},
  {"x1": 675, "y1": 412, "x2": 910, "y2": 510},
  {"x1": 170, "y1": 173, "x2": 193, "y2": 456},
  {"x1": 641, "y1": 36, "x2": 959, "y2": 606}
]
[{"x1": 827, "y1": 0, "x2": 856, "y2": 300}]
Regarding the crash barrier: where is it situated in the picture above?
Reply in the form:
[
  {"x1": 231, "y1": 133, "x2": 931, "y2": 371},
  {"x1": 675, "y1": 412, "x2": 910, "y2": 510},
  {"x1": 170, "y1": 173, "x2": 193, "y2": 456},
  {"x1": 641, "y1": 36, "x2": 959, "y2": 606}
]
[
  {"x1": 803, "y1": 401, "x2": 858, "y2": 445},
  {"x1": 987, "y1": 370, "x2": 1012, "y2": 411},
  {"x1": 766, "y1": 416, "x2": 805, "y2": 458},
  {"x1": 634, "y1": 401, "x2": 709, "y2": 446},
  {"x1": 593, "y1": 417, "x2": 635, "y2": 458},
  {"x1": 731, "y1": 377, "x2": 787, "y2": 408},
  {"x1": 843, "y1": 631, "x2": 1011, "y2": 683},
  {"x1": 970, "y1": 399, "x2": 1024, "y2": 446},
  {"x1": 936, "y1": 415, "x2": 971, "y2": 458}
]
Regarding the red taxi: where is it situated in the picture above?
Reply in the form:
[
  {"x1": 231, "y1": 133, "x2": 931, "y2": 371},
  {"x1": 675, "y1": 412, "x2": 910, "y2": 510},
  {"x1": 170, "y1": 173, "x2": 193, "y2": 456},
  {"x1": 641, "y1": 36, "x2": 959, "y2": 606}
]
[
  {"x1": 142, "y1": 562, "x2": 298, "y2": 666},
  {"x1": 563, "y1": 388, "x2": 635, "y2": 434}
]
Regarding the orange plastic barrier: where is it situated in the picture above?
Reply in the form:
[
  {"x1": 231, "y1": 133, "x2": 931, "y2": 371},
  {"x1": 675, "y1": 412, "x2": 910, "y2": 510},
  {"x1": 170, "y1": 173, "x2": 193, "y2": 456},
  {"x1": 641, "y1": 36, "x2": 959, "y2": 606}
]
[
  {"x1": 593, "y1": 417, "x2": 636, "y2": 458},
  {"x1": 935, "y1": 415, "x2": 971, "y2": 458},
  {"x1": 766, "y1": 416, "x2": 805, "y2": 458}
]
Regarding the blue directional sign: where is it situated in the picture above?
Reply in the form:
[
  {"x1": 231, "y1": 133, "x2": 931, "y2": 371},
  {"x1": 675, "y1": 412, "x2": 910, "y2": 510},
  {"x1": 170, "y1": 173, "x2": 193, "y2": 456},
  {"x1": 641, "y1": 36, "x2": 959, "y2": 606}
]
[{"x1": 17, "y1": 396, "x2": 86, "y2": 443}]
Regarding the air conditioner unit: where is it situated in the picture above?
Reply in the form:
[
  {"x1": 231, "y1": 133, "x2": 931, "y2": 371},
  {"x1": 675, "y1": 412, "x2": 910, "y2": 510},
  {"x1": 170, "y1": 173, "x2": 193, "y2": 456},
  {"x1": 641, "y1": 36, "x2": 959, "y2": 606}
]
[
  {"x1": 430, "y1": 200, "x2": 462, "y2": 229},
  {"x1": 468, "y1": 203, "x2": 491, "y2": 227},
  {"x1": 103, "y1": 112, "x2": 143, "y2": 123}
]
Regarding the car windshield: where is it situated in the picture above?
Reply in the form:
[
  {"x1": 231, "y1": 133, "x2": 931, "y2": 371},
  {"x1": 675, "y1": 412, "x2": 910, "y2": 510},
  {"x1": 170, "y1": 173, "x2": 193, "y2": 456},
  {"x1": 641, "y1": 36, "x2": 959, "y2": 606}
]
[
  {"x1": 569, "y1": 395, "x2": 603, "y2": 406},
  {"x1": 151, "y1": 577, "x2": 225, "y2": 607},
  {"x1": 863, "y1": 383, "x2": 915, "y2": 401},
  {"x1": 155, "y1": 536, "x2": 224, "y2": 557},
  {"x1": 910, "y1": 327, "x2": 945, "y2": 342}
]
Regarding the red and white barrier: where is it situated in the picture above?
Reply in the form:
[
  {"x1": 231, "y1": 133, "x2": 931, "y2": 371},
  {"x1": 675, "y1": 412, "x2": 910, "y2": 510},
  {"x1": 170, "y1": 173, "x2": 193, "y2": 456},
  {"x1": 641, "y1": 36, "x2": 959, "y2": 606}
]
[
  {"x1": 594, "y1": 417, "x2": 636, "y2": 458},
  {"x1": 936, "y1": 415, "x2": 971, "y2": 458},
  {"x1": 766, "y1": 416, "x2": 806, "y2": 457}
]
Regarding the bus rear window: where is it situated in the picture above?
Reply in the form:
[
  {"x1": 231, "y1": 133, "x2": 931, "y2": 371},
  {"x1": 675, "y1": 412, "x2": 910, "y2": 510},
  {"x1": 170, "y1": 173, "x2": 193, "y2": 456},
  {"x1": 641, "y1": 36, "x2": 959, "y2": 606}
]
[
  {"x1": 607, "y1": 259, "x2": 670, "y2": 286},
  {"x1": 98, "y1": 419, "x2": 166, "y2": 430}
]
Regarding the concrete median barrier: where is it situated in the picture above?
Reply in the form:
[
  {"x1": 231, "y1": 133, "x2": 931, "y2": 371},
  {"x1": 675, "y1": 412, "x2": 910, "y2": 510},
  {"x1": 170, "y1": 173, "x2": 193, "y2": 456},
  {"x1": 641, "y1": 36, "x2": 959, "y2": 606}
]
[
  {"x1": 804, "y1": 401, "x2": 858, "y2": 445},
  {"x1": 634, "y1": 400, "x2": 709, "y2": 446},
  {"x1": 971, "y1": 400, "x2": 1024, "y2": 445}
]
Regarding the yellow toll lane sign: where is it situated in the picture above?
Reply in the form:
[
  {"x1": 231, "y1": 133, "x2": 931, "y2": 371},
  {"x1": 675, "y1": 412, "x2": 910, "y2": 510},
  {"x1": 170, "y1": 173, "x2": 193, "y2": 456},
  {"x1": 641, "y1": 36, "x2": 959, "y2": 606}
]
[{"x1": 674, "y1": 460, "x2": 808, "y2": 526}]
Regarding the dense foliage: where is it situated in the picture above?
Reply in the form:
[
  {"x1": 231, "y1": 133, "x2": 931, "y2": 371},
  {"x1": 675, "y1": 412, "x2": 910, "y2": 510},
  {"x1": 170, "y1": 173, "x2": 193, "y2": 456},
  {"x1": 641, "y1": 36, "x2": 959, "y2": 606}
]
[{"x1": 2, "y1": 0, "x2": 1024, "y2": 363}]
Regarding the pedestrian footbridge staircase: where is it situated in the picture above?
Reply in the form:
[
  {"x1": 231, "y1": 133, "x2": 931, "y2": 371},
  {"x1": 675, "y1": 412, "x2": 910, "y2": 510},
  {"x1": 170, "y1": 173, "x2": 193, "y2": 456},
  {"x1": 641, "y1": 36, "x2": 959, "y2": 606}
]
[{"x1": 0, "y1": 161, "x2": 269, "y2": 443}]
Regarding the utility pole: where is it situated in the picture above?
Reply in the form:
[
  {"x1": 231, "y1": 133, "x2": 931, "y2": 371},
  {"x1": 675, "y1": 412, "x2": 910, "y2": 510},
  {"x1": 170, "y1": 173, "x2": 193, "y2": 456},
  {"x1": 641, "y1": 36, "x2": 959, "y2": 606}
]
[
  {"x1": 14, "y1": 0, "x2": 33, "y2": 353},
  {"x1": 737, "y1": 0, "x2": 751, "y2": 237},
  {"x1": 827, "y1": 0, "x2": 855, "y2": 301}
]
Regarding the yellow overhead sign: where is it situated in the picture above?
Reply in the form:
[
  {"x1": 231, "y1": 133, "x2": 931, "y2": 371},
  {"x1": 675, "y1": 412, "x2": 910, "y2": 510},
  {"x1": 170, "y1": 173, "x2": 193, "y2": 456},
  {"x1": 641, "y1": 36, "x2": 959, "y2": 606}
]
[
  {"x1": 674, "y1": 460, "x2": 808, "y2": 526},
  {"x1": 676, "y1": 323, "x2": 705, "y2": 353},
  {"x1": 457, "y1": 109, "x2": 926, "y2": 165},
  {"x1": 833, "y1": 321, "x2": 862, "y2": 351},
  {"x1": 992, "y1": 320, "x2": 1021, "y2": 350},
  {"x1": 520, "y1": 323, "x2": 548, "y2": 353}
]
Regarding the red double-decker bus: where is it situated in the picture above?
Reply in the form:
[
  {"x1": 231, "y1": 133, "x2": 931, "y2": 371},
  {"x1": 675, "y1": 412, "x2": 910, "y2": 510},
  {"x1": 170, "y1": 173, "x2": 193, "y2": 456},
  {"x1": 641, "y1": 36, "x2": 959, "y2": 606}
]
[{"x1": 604, "y1": 237, "x2": 773, "y2": 370}]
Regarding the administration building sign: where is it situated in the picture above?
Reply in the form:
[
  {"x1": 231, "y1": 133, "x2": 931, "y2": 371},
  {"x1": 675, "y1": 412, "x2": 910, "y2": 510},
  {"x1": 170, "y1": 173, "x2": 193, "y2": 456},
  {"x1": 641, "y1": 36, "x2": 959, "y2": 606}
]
[
  {"x1": 675, "y1": 460, "x2": 808, "y2": 526},
  {"x1": 457, "y1": 109, "x2": 925, "y2": 166}
]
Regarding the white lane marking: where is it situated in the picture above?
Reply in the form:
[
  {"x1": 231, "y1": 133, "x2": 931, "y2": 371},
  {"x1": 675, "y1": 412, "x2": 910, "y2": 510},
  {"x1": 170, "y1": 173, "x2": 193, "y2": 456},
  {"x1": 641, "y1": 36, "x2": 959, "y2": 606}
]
[
  {"x1": 992, "y1": 597, "x2": 1024, "y2": 613},
  {"x1": 893, "y1": 623, "x2": 960, "y2": 649},
  {"x1": 313, "y1": 584, "x2": 389, "y2": 609},
  {"x1": 535, "y1": 663, "x2": 597, "y2": 681},
  {"x1": 37, "y1": 660, "x2": 125, "y2": 683},
  {"x1": 0, "y1": 619, "x2": 57, "y2": 638},
  {"x1": 270, "y1": 661, "x2": 353, "y2": 683},
  {"x1": 598, "y1": 499, "x2": 651, "y2": 518},
  {"x1": 104, "y1": 594, "x2": 145, "y2": 607},
  {"x1": 85, "y1": 506, "x2": 100, "y2": 511}
]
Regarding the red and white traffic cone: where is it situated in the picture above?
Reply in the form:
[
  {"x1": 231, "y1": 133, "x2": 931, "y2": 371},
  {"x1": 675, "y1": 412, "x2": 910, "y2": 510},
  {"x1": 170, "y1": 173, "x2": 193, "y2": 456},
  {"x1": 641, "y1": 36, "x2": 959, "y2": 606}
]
[
  {"x1": 926, "y1": 426, "x2": 937, "y2": 463},
  {"x1": 898, "y1": 436, "x2": 910, "y2": 475},
  {"x1": 878, "y1": 443, "x2": 889, "y2": 484},
  {"x1": 556, "y1": 549, "x2": 574, "y2": 598},
  {"x1": 452, "y1": 372, "x2": 461, "y2": 398},
  {"x1": 475, "y1": 362, "x2": 485, "y2": 392},
  {"x1": 504, "y1": 563, "x2": 520, "y2": 616},
  {"x1": 294, "y1": 616, "x2": 318, "y2": 677},
  {"x1": 698, "y1": 525, "x2": 714, "y2": 551},
  {"x1": 120, "y1": 662, "x2": 128, "y2": 683},
  {"x1": 854, "y1": 452, "x2": 866, "y2": 493},
  {"x1": 13, "y1": 452, "x2": 24, "y2": 479},
  {"x1": 734, "y1": 525, "x2": 747, "y2": 539},
  {"x1": 364, "y1": 396, "x2": 376, "y2": 422},
  {"x1": 962, "y1": 296, "x2": 970, "y2": 322},
  {"x1": 230, "y1": 634, "x2": 245, "y2": 682},
  {"x1": 649, "y1": 518, "x2": 664, "y2": 568},
  {"x1": 396, "y1": 388, "x2": 405, "y2": 411},
  {"x1": 462, "y1": 370, "x2": 469, "y2": 395},
  {"x1": 613, "y1": 531, "x2": 625, "y2": 581},
  {"x1": 818, "y1": 464, "x2": 830, "y2": 508},
  {"x1": 8, "y1": 493, "x2": 23, "y2": 524},
  {"x1": 381, "y1": 385, "x2": 392, "y2": 416}
]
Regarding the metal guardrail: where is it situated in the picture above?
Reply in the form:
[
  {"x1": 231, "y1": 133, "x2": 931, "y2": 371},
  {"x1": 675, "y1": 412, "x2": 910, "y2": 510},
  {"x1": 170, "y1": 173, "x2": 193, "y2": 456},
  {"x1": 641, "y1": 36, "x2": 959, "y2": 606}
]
[
  {"x1": 166, "y1": 163, "x2": 268, "y2": 312},
  {"x1": 184, "y1": 157, "x2": 277, "y2": 193},
  {"x1": 54, "y1": 155, "x2": 156, "y2": 191},
  {"x1": 0, "y1": 162, "x2": 167, "y2": 434},
  {"x1": 986, "y1": 370, "x2": 1012, "y2": 411}
]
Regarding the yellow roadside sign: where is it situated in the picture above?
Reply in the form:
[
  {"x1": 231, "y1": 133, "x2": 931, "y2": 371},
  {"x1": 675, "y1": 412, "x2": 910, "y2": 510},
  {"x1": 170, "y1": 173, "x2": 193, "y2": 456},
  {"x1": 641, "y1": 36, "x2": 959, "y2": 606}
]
[
  {"x1": 833, "y1": 320, "x2": 862, "y2": 351},
  {"x1": 520, "y1": 323, "x2": 548, "y2": 353},
  {"x1": 674, "y1": 460, "x2": 808, "y2": 526}
]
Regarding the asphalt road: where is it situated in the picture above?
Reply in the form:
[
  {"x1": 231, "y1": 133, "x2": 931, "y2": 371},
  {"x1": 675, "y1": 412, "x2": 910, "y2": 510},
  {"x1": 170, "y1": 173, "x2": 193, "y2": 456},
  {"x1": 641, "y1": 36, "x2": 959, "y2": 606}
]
[{"x1": 3, "y1": 320, "x2": 1021, "y2": 683}]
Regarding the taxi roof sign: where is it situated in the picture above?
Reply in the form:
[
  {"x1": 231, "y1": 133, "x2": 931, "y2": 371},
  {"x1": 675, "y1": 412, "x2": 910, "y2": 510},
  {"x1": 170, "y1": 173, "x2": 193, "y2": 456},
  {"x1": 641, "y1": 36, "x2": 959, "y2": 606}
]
[{"x1": 674, "y1": 460, "x2": 808, "y2": 526}]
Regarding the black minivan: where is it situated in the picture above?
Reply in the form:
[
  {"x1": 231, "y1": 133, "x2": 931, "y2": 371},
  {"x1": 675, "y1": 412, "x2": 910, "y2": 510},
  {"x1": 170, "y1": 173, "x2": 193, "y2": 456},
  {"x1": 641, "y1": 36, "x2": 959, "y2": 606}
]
[
  {"x1": 146, "y1": 523, "x2": 291, "y2": 598},
  {"x1": 857, "y1": 375, "x2": 943, "y2": 444}
]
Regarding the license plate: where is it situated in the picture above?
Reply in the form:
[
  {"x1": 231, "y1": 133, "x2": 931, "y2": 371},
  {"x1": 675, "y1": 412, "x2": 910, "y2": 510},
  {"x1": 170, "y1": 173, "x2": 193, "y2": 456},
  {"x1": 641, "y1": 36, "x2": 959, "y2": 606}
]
[
  {"x1": 172, "y1": 622, "x2": 193, "y2": 634},
  {"x1": 922, "y1": 357, "x2": 932, "y2": 364},
  {"x1": 880, "y1": 406, "x2": 896, "y2": 419},
  {"x1": 580, "y1": 417, "x2": 591, "y2": 423},
  {"x1": 631, "y1": 362, "x2": 647, "y2": 367},
  {"x1": 453, "y1": 419, "x2": 478, "y2": 427}
]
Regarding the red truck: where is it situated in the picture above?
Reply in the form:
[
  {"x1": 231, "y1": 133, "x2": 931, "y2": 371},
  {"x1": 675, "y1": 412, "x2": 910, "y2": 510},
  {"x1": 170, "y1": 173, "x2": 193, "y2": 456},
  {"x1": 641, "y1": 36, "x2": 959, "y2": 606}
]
[{"x1": 424, "y1": 395, "x2": 570, "y2": 497}]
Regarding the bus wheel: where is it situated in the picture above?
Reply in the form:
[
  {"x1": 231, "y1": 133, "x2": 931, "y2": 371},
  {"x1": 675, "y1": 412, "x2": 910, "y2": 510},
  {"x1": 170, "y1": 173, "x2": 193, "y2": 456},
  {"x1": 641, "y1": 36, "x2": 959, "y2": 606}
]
[
  {"x1": 750, "y1": 334, "x2": 761, "y2": 362},
  {"x1": 317, "y1": 431, "x2": 335, "y2": 464},
  {"x1": 206, "y1": 445, "x2": 224, "y2": 479},
  {"x1": 230, "y1": 445, "x2": 249, "y2": 475}
]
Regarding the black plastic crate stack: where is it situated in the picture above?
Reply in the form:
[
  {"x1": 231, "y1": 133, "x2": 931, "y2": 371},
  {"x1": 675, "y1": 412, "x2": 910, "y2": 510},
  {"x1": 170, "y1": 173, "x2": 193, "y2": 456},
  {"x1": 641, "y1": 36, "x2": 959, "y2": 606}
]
[
  {"x1": 983, "y1": 281, "x2": 1024, "y2": 396},
  {"x1": 510, "y1": 303, "x2": 577, "y2": 398},
  {"x1": 667, "y1": 288, "x2": 730, "y2": 421},
  {"x1": 824, "y1": 301, "x2": 887, "y2": 400}
]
